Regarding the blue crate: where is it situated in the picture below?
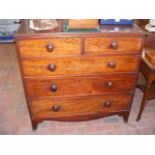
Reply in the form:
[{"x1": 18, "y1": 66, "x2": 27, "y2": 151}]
[
  {"x1": 0, "y1": 31, "x2": 15, "y2": 43},
  {"x1": 0, "y1": 22, "x2": 20, "y2": 43},
  {"x1": 100, "y1": 19, "x2": 134, "y2": 25},
  {"x1": 0, "y1": 35, "x2": 14, "y2": 40}
]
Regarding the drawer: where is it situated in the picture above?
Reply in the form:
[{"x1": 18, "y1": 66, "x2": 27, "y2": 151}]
[
  {"x1": 85, "y1": 37, "x2": 142, "y2": 54},
  {"x1": 30, "y1": 93, "x2": 132, "y2": 120},
  {"x1": 22, "y1": 55, "x2": 140, "y2": 77},
  {"x1": 18, "y1": 38, "x2": 81, "y2": 57},
  {"x1": 25, "y1": 74, "x2": 137, "y2": 98}
]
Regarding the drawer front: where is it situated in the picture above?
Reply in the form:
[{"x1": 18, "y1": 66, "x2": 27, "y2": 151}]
[
  {"x1": 22, "y1": 55, "x2": 140, "y2": 77},
  {"x1": 30, "y1": 93, "x2": 132, "y2": 120},
  {"x1": 18, "y1": 38, "x2": 81, "y2": 57},
  {"x1": 26, "y1": 74, "x2": 137, "y2": 98},
  {"x1": 85, "y1": 37, "x2": 142, "y2": 54}
]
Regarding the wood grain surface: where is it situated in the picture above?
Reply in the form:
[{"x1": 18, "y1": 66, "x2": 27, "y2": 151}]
[
  {"x1": 68, "y1": 19, "x2": 99, "y2": 29},
  {"x1": 85, "y1": 37, "x2": 142, "y2": 53},
  {"x1": 25, "y1": 74, "x2": 137, "y2": 98},
  {"x1": 18, "y1": 38, "x2": 81, "y2": 57},
  {"x1": 30, "y1": 93, "x2": 132, "y2": 121},
  {"x1": 22, "y1": 55, "x2": 140, "y2": 77}
]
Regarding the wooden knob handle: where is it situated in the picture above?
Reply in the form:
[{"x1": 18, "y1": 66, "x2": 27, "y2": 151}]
[
  {"x1": 50, "y1": 84, "x2": 57, "y2": 92},
  {"x1": 48, "y1": 64, "x2": 56, "y2": 72},
  {"x1": 51, "y1": 105, "x2": 61, "y2": 112},
  {"x1": 107, "y1": 61, "x2": 116, "y2": 68},
  {"x1": 111, "y1": 40, "x2": 119, "y2": 49},
  {"x1": 46, "y1": 42, "x2": 54, "y2": 52},
  {"x1": 107, "y1": 81, "x2": 113, "y2": 88},
  {"x1": 103, "y1": 101, "x2": 112, "y2": 108}
]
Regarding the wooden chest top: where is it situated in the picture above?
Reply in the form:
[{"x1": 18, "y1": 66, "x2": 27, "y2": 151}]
[{"x1": 15, "y1": 20, "x2": 145, "y2": 38}]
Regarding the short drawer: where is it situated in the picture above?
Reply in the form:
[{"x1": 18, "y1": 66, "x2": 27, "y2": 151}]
[
  {"x1": 30, "y1": 93, "x2": 132, "y2": 120},
  {"x1": 25, "y1": 74, "x2": 137, "y2": 98},
  {"x1": 22, "y1": 55, "x2": 140, "y2": 77},
  {"x1": 85, "y1": 37, "x2": 142, "y2": 54},
  {"x1": 18, "y1": 38, "x2": 81, "y2": 57}
]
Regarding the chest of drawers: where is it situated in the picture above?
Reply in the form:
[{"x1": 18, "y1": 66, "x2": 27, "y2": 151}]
[{"x1": 15, "y1": 20, "x2": 145, "y2": 130}]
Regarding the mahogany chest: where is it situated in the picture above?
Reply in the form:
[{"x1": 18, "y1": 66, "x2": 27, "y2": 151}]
[{"x1": 15, "y1": 20, "x2": 145, "y2": 130}]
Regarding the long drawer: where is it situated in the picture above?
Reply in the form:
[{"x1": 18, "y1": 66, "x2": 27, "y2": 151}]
[
  {"x1": 85, "y1": 37, "x2": 142, "y2": 54},
  {"x1": 25, "y1": 74, "x2": 137, "y2": 98},
  {"x1": 22, "y1": 55, "x2": 140, "y2": 77},
  {"x1": 18, "y1": 38, "x2": 81, "y2": 57},
  {"x1": 30, "y1": 93, "x2": 132, "y2": 120}
]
